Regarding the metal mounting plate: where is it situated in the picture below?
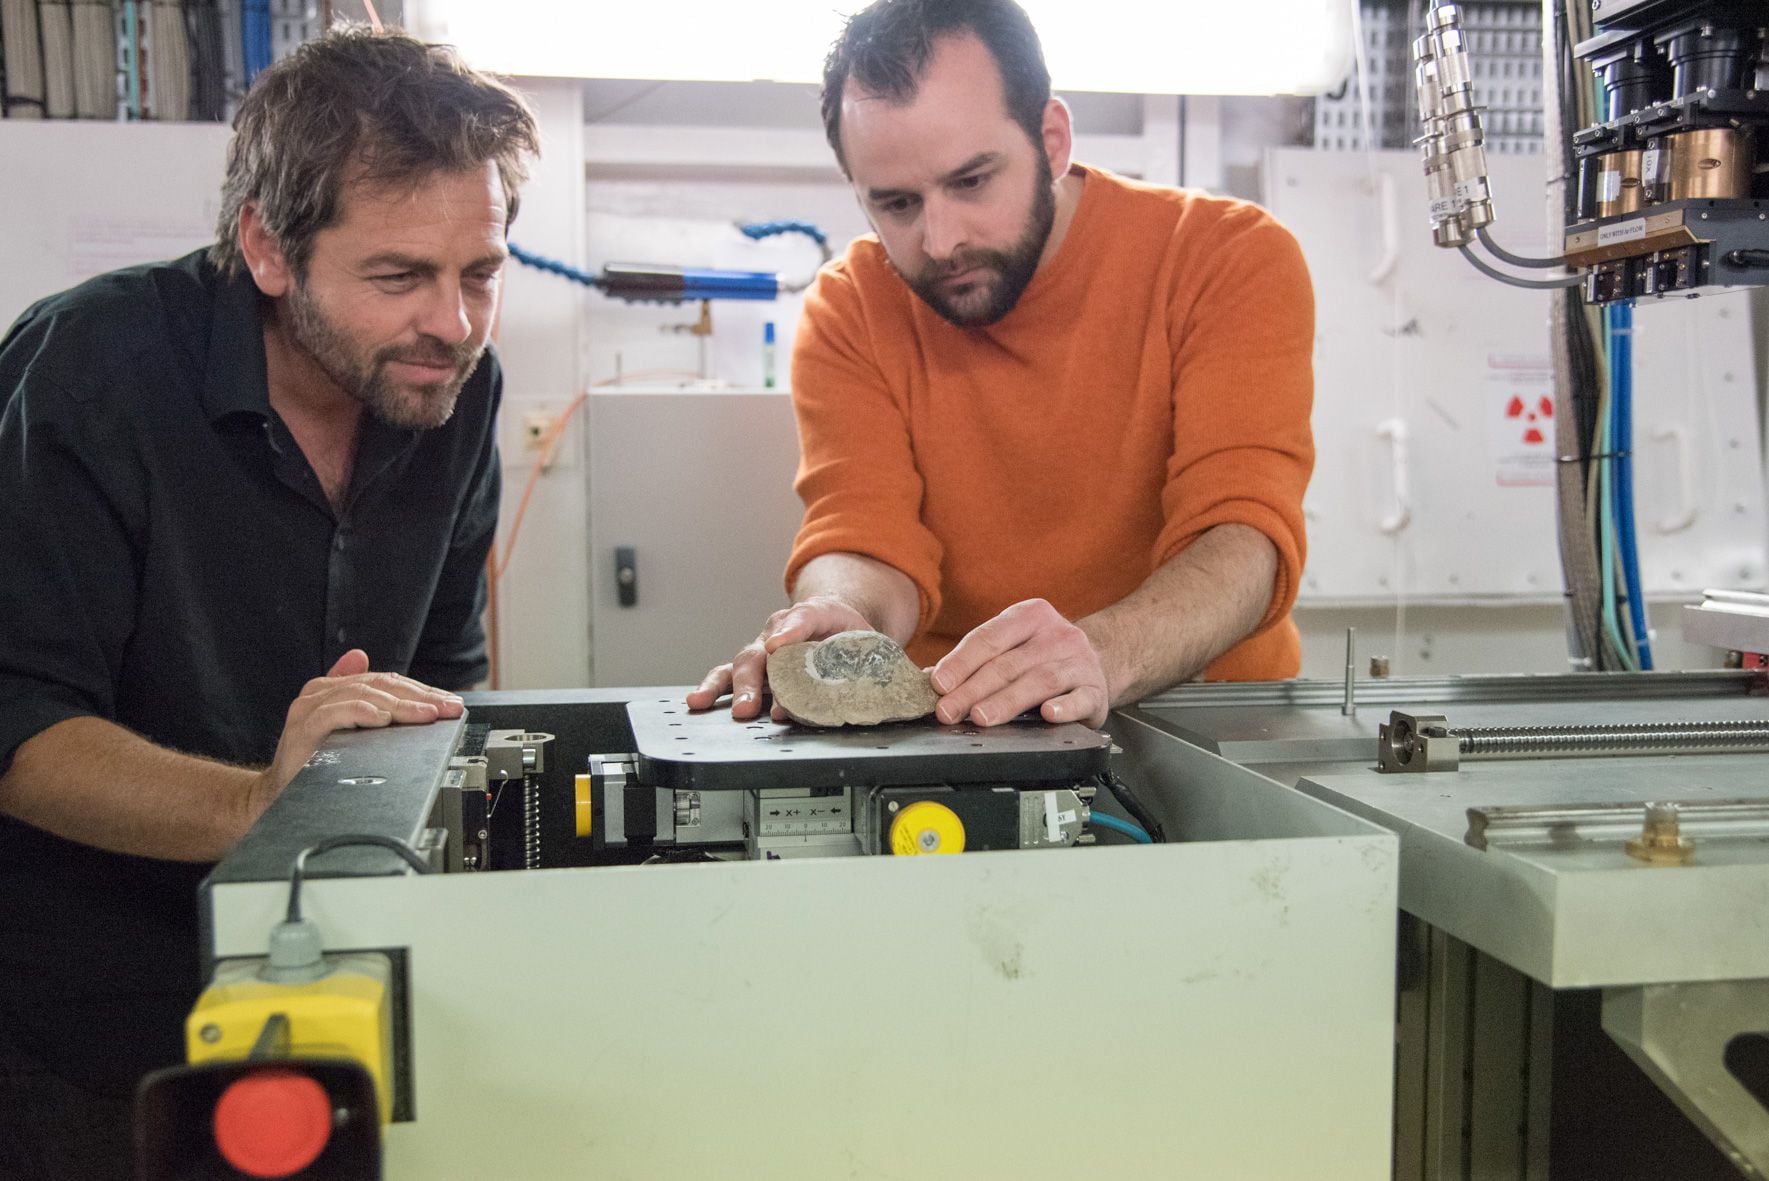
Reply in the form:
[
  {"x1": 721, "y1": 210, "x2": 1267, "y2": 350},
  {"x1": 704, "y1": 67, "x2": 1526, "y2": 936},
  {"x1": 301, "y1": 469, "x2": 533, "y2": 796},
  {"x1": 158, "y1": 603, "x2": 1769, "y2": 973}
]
[{"x1": 628, "y1": 698, "x2": 1112, "y2": 791}]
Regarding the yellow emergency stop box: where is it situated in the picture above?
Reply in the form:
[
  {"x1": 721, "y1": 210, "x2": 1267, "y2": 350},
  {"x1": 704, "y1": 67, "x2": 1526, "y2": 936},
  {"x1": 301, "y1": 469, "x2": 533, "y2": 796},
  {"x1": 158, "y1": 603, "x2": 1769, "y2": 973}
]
[{"x1": 185, "y1": 952, "x2": 395, "y2": 1123}]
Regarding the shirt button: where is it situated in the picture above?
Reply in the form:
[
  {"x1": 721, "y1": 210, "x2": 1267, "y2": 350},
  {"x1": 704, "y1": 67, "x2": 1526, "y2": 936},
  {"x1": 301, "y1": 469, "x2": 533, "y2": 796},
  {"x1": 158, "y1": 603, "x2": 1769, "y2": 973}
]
[
  {"x1": 336, "y1": 628, "x2": 347, "y2": 644},
  {"x1": 333, "y1": 533, "x2": 346, "y2": 552}
]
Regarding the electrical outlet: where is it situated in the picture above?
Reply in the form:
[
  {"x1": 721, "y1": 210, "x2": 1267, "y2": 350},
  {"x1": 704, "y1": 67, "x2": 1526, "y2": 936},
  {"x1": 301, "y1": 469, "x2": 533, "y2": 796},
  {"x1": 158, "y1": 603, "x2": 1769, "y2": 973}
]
[
  {"x1": 503, "y1": 399, "x2": 579, "y2": 470},
  {"x1": 521, "y1": 411, "x2": 553, "y2": 451}
]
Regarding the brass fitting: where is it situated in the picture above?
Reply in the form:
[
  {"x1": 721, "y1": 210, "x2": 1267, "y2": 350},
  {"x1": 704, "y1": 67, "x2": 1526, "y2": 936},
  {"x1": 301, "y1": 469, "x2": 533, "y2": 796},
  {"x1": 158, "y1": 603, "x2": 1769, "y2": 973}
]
[{"x1": 1625, "y1": 802, "x2": 1695, "y2": 866}]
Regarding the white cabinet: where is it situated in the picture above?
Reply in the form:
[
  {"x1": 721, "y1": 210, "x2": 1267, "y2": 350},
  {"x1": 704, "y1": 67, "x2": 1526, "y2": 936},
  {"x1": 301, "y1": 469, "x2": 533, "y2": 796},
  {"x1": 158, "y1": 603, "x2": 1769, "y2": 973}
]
[{"x1": 585, "y1": 388, "x2": 801, "y2": 685}]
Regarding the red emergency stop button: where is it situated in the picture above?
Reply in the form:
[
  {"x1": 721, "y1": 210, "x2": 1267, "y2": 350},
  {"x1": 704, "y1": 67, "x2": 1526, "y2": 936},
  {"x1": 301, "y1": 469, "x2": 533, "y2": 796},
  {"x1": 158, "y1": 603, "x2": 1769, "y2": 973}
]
[{"x1": 212, "y1": 1068, "x2": 333, "y2": 1178}]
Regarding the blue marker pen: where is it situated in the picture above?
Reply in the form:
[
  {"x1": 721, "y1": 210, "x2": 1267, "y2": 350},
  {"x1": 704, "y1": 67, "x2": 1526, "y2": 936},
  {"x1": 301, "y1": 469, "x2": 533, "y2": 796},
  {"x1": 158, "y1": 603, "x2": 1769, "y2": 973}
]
[{"x1": 763, "y1": 321, "x2": 777, "y2": 389}]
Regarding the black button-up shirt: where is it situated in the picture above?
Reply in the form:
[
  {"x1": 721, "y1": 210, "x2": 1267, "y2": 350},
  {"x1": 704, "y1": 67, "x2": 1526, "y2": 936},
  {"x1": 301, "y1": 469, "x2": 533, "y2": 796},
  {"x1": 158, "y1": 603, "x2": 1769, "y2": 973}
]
[{"x1": 0, "y1": 249, "x2": 501, "y2": 1092}]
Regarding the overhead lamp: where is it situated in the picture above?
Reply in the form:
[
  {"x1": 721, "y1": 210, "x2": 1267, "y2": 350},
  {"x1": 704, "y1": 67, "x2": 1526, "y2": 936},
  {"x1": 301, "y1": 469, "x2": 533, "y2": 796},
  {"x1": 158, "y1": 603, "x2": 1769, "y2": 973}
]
[{"x1": 408, "y1": 0, "x2": 1354, "y2": 97}]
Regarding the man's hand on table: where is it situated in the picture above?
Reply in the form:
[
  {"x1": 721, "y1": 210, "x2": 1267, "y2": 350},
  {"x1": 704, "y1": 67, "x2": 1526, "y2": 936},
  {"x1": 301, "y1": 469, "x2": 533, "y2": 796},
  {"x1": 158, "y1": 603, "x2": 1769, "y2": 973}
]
[
  {"x1": 248, "y1": 648, "x2": 465, "y2": 821},
  {"x1": 930, "y1": 598, "x2": 1111, "y2": 729}
]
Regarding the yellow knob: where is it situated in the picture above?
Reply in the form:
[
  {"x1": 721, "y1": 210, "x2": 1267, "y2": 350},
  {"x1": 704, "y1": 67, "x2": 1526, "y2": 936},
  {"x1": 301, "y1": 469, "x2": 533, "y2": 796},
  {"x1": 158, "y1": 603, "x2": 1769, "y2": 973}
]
[
  {"x1": 574, "y1": 774, "x2": 593, "y2": 838},
  {"x1": 889, "y1": 801, "x2": 965, "y2": 855}
]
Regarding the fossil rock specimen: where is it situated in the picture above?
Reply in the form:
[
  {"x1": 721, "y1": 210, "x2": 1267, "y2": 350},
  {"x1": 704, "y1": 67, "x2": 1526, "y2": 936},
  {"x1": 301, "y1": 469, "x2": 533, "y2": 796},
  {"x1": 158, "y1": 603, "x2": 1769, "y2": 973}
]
[{"x1": 767, "y1": 630, "x2": 938, "y2": 727}]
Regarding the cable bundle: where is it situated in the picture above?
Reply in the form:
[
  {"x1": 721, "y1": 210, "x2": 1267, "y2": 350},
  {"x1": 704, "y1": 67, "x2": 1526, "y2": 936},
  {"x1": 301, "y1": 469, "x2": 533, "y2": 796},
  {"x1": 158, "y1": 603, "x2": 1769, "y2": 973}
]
[
  {"x1": 183, "y1": 0, "x2": 228, "y2": 122},
  {"x1": 38, "y1": 0, "x2": 74, "y2": 116},
  {"x1": 1, "y1": 0, "x2": 48, "y2": 117},
  {"x1": 146, "y1": 0, "x2": 188, "y2": 117},
  {"x1": 239, "y1": 0, "x2": 268, "y2": 84},
  {"x1": 68, "y1": 0, "x2": 115, "y2": 118},
  {"x1": 1546, "y1": 0, "x2": 1650, "y2": 671}
]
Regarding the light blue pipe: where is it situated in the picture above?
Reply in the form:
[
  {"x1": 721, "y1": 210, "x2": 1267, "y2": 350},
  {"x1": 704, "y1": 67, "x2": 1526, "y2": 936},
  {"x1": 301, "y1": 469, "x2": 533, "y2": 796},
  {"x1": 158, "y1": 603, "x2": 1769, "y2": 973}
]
[{"x1": 1089, "y1": 812, "x2": 1153, "y2": 845}]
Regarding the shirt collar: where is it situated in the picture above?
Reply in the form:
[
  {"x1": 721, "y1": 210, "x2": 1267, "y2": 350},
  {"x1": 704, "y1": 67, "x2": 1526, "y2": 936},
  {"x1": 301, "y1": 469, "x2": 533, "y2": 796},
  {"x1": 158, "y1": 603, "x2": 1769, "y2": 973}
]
[{"x1": 199, "y1": 263, "x2": 273, "y2": 423}]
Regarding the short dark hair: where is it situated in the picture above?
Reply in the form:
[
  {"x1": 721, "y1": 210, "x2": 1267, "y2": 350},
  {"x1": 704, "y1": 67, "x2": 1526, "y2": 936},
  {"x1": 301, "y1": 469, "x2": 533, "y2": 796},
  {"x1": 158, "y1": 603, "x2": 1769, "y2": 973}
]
[
  {"x1": 820, "y1": 0, "x2": 1051, "y2": 176},
  {"x1": 211, "y1": 26, "x2": 541, "y2": 278}
]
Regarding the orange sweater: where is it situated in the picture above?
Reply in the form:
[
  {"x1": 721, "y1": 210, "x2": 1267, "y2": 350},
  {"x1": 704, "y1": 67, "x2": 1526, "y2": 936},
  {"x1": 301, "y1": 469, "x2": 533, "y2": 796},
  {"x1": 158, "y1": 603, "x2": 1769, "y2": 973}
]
[{"x1": 786, "y1": 165, "x2": 1315, "y2": 680}]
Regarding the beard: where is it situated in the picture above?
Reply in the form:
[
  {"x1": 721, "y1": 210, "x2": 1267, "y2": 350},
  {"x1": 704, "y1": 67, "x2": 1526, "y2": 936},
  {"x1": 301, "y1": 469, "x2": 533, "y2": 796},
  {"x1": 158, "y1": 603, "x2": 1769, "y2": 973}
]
[
  {"x1": 285, "y1": 281, "x2": 481, "y2": 430},
  {"x1": 901, "y1": 153, "x2": 1057, "y2": 329}
]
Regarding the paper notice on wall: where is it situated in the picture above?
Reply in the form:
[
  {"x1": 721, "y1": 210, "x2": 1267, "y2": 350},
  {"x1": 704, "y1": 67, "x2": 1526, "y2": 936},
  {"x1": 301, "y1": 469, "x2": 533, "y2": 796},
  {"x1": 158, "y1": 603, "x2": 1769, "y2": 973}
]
[
  {"x1": 69, "y1": 216, "x2": 214, "y2": 281},
  {"x1": 1486, "y1": 355, "x2": 1557, "y2": 487}
]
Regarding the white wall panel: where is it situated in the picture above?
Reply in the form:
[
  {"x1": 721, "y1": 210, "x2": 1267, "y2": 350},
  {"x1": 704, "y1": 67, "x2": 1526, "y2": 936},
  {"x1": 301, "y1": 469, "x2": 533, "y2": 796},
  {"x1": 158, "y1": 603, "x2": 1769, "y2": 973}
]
[
  {"x1": 491, "y1": 79, "x2": 594, "y2": 689},
  {"x1": 0, "y1": 121, "x2": 229, "y2": 330},
  {"x1": 1266, "y1": 147, "x2": 1767, "y2": 606}
]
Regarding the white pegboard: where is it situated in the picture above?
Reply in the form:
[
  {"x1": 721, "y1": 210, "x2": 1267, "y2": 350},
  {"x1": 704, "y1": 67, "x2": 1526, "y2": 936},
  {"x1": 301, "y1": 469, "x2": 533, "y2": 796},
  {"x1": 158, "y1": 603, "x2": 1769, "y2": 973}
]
[
  {"x1": 1315, "y1": 0, "x2": 1542, "y2": 155},
  {"x1": 1315, "y1": 3, "x2": 1411, "y2": 152},
  {"x1": 1265, "y1": 146, "x2": 1767, "y2": 605}
]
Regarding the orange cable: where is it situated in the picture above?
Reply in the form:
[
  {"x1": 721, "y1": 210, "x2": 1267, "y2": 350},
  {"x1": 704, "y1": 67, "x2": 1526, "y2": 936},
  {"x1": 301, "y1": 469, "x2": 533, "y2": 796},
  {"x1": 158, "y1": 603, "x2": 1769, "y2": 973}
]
[
  {"x1": 591, "y1": 369, "x2": 706, "y2": 387},
  {"x1": 493, "y1": 392, "x2": 588, "y2": 584},
  {"x1": 485, "y1": 271, "x2": 508, "y2": 687}
]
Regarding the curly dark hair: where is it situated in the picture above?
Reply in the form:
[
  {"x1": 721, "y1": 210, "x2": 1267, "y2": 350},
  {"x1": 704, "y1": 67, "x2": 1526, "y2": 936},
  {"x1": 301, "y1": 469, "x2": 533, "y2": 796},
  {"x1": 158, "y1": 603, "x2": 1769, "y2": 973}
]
[{"x1": 211, "y1": 26, "x2": 540, "y2": 278}]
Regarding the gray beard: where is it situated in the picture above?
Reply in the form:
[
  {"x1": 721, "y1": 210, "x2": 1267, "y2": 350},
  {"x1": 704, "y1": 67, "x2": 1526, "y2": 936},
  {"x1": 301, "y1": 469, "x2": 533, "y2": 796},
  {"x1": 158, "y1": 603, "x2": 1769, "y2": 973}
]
[{"x1": 284, "y1": 281, "x2": 480, "y2": 430}]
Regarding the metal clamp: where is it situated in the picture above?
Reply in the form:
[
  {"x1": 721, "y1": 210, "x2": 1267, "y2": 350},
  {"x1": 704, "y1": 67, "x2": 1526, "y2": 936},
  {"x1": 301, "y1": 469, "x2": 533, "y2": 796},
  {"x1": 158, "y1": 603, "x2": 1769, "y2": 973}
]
[
  {"x1": 485, "y1": 730, "x2": 555, "y2": 781},
  {"x1": 1378, "y1": 711, "x2": 1460, "y2": 773}
]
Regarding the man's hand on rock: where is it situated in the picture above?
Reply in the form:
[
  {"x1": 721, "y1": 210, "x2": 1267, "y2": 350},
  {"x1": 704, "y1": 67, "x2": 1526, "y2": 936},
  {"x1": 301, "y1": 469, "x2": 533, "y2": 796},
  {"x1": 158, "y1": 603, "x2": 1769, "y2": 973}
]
[
  {"x1": 687, "y1": 595, "x2": 874, "y2": 720},
  {"x1": 930, "y1": 599, "x2": 1111, "y2": 729}
]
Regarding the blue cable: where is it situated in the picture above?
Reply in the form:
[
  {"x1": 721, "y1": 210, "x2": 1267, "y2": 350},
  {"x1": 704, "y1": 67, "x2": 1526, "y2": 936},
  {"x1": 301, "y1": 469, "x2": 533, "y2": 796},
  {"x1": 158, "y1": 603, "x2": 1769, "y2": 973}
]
[
  {"x1": 123, "y1": 1, "x2": 140, "y2": 119},
  {"x1": 1612, "y1": 302, "x2": 1653, "y2": 669},
  {"x1": 1597, "y1": 308, "x2": 1635, "y2": 671},
  {"x1": 507, "y1": 242, "x2": 600, "y2": 288},
  {"x1": 737, "y1": 220, "x2": 829, "y2": 248},
  {"x1": 241, "y1": 0, "x2": 272, "y2": 85},
  {"x1": 1089, "y1": 811, "x2": 1153, "y2": 845}
]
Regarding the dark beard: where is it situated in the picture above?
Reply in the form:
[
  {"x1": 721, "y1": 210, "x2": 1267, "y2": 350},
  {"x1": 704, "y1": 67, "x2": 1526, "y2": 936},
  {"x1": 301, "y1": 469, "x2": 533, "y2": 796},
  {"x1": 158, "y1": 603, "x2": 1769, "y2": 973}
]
[
  {"x1": 284, "y1": 280, "x2": 480, "y2": 430},
  {"x1": 902, "y1": 154, "x2": 1057, "y2": 329}
]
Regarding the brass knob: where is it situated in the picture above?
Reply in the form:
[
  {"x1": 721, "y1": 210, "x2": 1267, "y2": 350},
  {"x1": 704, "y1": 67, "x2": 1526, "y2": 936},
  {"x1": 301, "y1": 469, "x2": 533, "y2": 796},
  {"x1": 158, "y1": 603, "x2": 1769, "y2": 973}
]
[{"x1": 1625, "y1": 802, "x2": 1694, "y2": 866}]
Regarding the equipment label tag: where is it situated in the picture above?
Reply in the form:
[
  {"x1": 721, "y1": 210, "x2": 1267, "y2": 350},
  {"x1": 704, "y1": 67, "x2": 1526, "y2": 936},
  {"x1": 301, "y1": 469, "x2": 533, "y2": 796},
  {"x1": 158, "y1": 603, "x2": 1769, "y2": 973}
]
[
  {"x1": 1452, "y1": 179, "x2": 1484, "y2": 201},
  {"x1": 1597, "y1": 218, "x2": 1647, "y2": 246},
  {"x1": 1599, "y1": 169, "x2": 1622, "y2": 202},
  {"x1": 1429, "y1": 196, "x2": 1466, "y2": 219}
]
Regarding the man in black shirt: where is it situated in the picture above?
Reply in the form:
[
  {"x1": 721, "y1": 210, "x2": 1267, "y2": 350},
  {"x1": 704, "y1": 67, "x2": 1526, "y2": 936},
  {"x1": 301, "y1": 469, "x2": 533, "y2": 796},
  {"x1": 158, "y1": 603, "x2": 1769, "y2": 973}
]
[{"x1": 0, "y1": 29, "x2": 539, "y2": 1177}]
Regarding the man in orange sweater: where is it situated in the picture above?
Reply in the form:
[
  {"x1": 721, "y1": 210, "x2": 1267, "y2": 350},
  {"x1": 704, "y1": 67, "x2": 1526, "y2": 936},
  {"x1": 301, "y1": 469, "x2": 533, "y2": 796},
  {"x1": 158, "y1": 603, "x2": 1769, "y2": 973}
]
[{"x1": 691, "y1": 0, "x2": 1314, "y2": 729}]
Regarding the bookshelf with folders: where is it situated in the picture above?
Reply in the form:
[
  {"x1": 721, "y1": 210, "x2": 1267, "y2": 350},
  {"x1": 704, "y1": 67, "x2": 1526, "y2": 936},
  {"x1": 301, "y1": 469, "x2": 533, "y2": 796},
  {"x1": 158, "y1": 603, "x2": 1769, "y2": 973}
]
[{"x1": 0, "y1": 0, "x2": 303, "y2": 121}]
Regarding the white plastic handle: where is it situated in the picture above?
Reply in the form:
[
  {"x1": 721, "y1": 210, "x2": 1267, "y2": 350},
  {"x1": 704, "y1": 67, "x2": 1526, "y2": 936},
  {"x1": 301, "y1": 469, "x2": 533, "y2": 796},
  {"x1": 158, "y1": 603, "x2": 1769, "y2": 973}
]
[
  {"x1": 1368, "y1": 172, "x2": 1400, "y2": 287},
  {"x1": 1651, "y1": 425, "x2": 1697, "y2": 533},
  {"x1": 1377, "y1": 417, "x2": 1411, "y2": 534}
]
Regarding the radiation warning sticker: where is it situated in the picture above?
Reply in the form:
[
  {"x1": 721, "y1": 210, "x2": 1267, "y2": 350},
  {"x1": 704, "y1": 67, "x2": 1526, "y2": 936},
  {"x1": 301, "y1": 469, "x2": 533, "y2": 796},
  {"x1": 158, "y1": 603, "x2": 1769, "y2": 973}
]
[{"x1": 1486, "y1": 357, "x2": 1556, "y2": 488}]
